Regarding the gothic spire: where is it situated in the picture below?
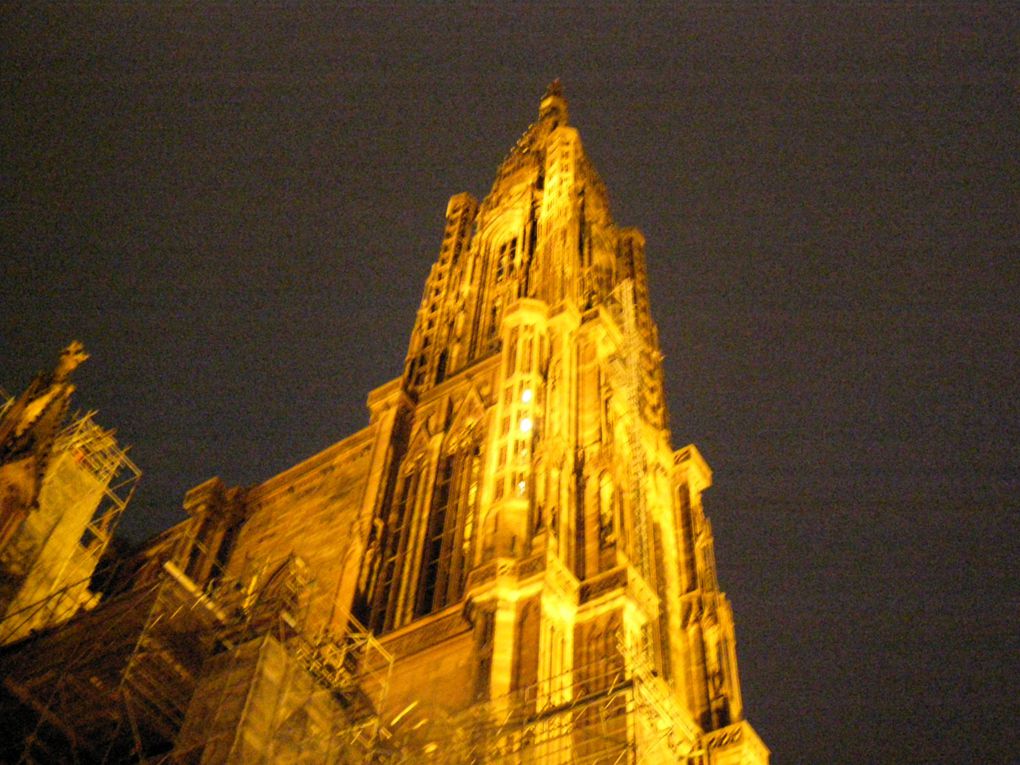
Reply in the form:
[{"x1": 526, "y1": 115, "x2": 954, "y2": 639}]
[{"x1": 539, "y1": 78, "x2": 568, "y2": 125}]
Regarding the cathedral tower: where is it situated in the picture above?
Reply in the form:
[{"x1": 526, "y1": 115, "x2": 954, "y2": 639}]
[
  {"x1": 0, "y1": 84, "x2": 768, "y2": 764},
  {"x1": 335, "y1": 81, "x2": 769, "y2": 762}
]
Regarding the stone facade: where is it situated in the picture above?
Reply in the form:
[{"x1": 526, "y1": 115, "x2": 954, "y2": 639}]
[
  {"x1": 174, "y1": 82, "x2": 767, "y2": 762},
  {"x1": 0, "y1": 344, "x2": 140, "y2": 646},
  {"x1": 0, "y1": 84, "x2": 768, "y2": 764}
]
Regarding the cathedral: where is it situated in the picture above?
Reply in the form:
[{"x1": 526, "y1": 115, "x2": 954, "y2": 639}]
[{"x1": 0, "y1": 84, "x2": 769, "y2": 763}]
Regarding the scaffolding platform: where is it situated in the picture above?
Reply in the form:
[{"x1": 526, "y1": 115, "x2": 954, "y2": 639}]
[
  {"x1": 0, "y1": 572, "x2": 222, "y2": 762},
  {"x1": 0, "y1": 558, "x2": 395, "y2": 764},
  {"x1": 0, "y1": 409, "x2": 141, "y2": 645}
]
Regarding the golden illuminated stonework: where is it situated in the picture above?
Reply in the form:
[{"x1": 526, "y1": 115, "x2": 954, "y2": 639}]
[
  {"x1": 0, "y1": 343, "x2": 140, "y2": 646},
  {"x1": 0, "y1": 84, "x2": 768, "y2": 764}
]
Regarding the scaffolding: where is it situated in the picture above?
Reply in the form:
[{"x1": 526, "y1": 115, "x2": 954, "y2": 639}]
[
  {"x1": 58, "y1": 411, "x2": 142, "y2": 568},
  {"x1": 0, "y1": 549, "x2": 760, "y2": 765},
  {"x1": 378, "y1": 638, "x2": 700, "y2": 765},
  {"x1": 0, "y1": 573, "x2": 219, "y2": 763},
  {"x1": 171, "y1": 556, "x2": 395, "y2": 763},
  {"x1": 0, "y1": 409, "x2": 141, "y2": 645},
  {"x1": 0, "y1": 555, "x2": 394, "y2": 764}
]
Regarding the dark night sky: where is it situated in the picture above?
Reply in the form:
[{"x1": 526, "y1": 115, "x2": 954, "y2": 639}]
[{"x1": 2, "y1": 3, "x2": 1017, "y2": 763}]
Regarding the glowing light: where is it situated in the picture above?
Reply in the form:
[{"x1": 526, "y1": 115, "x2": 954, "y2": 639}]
[
  {"x1": 519, "y1": 417, "x2": 533, "y2": 433},
  {"x1": 521, "y1": 388, "x2": 534, "y2": 403},
  {"x1": 517, "y1": 480, "x2": 527, "y2": 495}
]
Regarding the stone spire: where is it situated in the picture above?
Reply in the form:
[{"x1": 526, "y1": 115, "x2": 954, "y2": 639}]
[{"x1": 538, "y1": 78, "x2": 568, "y2": 125}]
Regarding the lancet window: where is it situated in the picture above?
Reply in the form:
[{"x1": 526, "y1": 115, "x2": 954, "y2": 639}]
[
  {"x1": 414, "y1": 431, "x2": 482, "y2": 617},
  {"x1": 370, "y1": 454, "x2": 425, "y2": 632},
  {"x1": 495, "y1": 237, "x2": 517, "y2": 283},
  {"x1": 483, "y1": 236, "x2": 521, "y2": 345}
]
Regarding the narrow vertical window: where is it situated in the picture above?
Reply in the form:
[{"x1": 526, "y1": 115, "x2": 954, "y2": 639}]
[
  {"x1": 460, "y1": 445, "x2": 480, "y2": 579},
  {"x1": 435, "y1": 350, "x2": 448, "y2": 384},
  {"x1": 416, "y1": 438, "x2": 482, "y2": 617},
  {"x1": 213, "y1": 521, "x2": 239, "y2": 576},
  {"x1": 423, "y1": 456, "x2": 455, "y2": 614},
  {"x1": 373, "y1": 466, "x2": 419, "y2": 632}
]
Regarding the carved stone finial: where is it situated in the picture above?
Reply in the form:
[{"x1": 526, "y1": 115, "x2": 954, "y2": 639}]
[
  {"x1": 54, "y1": 341, "x2": 88, "y2": 382},
  {"x1": 539, "y1": 79, "x2": 568, "y2": 125},
  {"x1": 0, "y1": 341, "x2": 88, "y2": 468}
]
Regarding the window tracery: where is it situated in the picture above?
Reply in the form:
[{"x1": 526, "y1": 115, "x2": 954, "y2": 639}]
[
  {"x1": 414, "y1": 429, "x2": 483, "y2": 617},
  {"x1": 371, "y1": 451, "x2": 425, "y2": 632}
]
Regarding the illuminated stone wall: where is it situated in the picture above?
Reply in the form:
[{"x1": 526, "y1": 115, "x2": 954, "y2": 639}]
[
  {"x1": 185, "y1": 84, "x2": 770, "y2": 762},
  {"x1": 0, "y1": 87, "x2": 768, "y2": 764}
]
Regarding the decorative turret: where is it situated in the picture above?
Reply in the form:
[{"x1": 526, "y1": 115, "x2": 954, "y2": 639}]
[
  {"x1": 0, "y1": 341, "x2": 89, "y2": 549},
  {"x1": 0, "y1": 343, "x2": 140, "y2": 645}
]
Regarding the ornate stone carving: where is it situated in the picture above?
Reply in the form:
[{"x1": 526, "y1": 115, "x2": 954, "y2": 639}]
[
  {"x1": 383, "y1": 610, "x2": 471, "y2": 658},
  {"x1": 579, "y1": 567, "x2": 629, "y2": 604}
]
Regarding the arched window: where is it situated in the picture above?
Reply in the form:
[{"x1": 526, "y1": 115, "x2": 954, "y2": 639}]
[
  {"x1": 370, "y1": 458, "x2": 423, "y2": 632},
  {"x1": 415, "y1": 436, "x2": 482, "y2": 616},
  {"x1": 494, "y1": 237, "x2": 517, "y2": 283}
]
